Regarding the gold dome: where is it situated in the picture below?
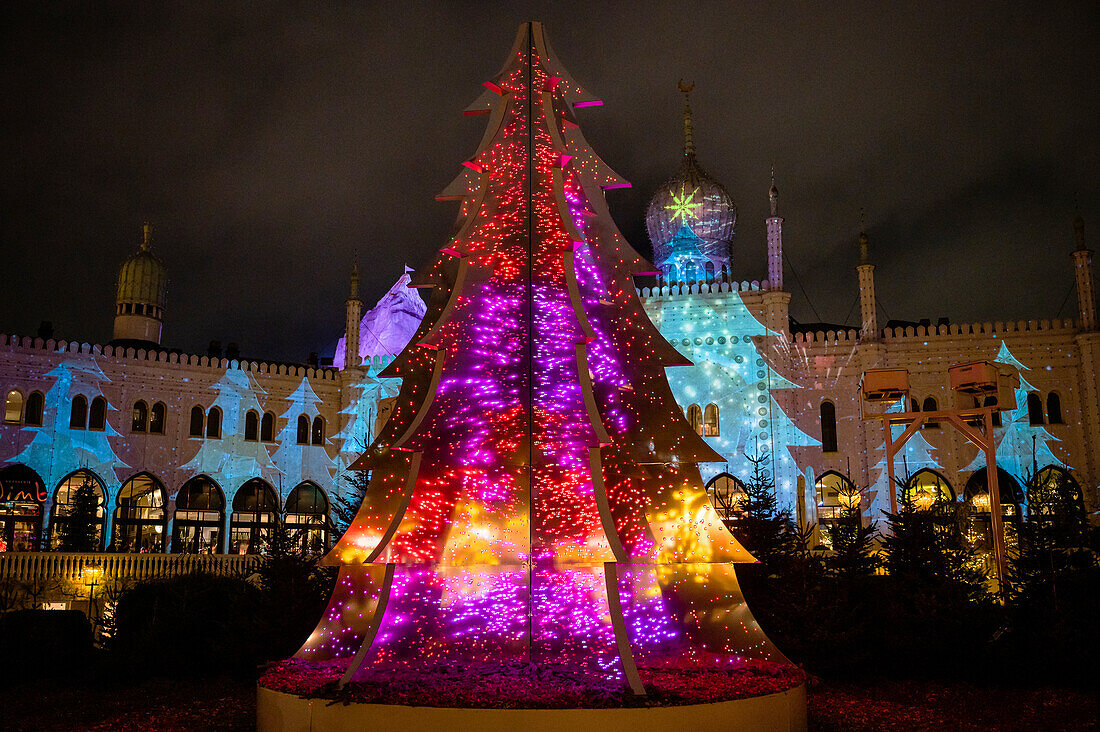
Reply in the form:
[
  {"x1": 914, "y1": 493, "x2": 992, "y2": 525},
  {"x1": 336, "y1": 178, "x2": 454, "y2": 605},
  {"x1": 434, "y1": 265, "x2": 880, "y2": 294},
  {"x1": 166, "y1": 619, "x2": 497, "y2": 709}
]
[{"x1": 116, "y1": 224, "x2": 167, "y2": 312}]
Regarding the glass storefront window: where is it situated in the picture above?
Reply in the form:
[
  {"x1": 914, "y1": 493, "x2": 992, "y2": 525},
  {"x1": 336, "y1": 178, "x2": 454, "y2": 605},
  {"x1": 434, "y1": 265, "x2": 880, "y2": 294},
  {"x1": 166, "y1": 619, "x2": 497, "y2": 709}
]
[
  {"x1": 285, "y1": 482, "x2": 330, "y2": 554},
  {"x1": 49, "y1": 470, "x2": 107, "y2": 550},
  {"x1": 230, "y1": 479, "x2": 279, "y2": 554},
  {"x1": 172, "y1": 477, "x2": 225, "y2": 554},
  {"x1": 113, "y1": 473, "x2": 167, "y2": 552}
]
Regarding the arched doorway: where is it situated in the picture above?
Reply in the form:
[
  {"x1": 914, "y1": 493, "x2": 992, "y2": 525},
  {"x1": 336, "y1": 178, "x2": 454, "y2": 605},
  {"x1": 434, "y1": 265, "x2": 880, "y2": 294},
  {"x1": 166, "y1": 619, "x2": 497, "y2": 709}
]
[
  {"x1": 113, "y1": 473, "x2": 168, "y2": 552},
  {"x1": 1028, "y1": 466, "x2": 1086, "y2": 526},
  {"x1": 705, "y1": 473, "x2": 746, "y2": 524},
  {"x1": 964, "y1": 467, "x2": 1023, "y2": 550},
  {"x1": 0, "y1": 464, "x2": 47, "y2": 551},
  {"x1": 49, "y1": 470, "x2": 107, "y2": 551},
  {"x1": 284, "y1": 482, "x2": 330, "y2": 553},
  {"x1": 230, "y1": 479, "x2": 279, "y2": 554},
  {"x1": 814, "y1": 471, "x2": 857, "y2": 549},
  {"x1": 172, "y1": 476, "x2": 225, "y2": 554},
  {"x1": 903, "y1": 469, "x2": 955, "y2": 510}
]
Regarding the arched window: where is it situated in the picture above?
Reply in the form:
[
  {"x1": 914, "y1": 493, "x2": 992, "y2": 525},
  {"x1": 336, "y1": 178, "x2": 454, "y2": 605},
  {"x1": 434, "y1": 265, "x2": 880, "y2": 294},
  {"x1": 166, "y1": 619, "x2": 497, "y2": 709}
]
[
  {"x1": 814, "y1": 471, "x2": 856, "y2": 548},
  {"x1": 820, "y1": 401, "x2": 837, "y2": 452},
  {"x1": 1046, "y1": 393, "x2": 1063, "y2": 424},
  {"x1": 910, "y1": 397, "x2": 920, "y2": 413},
  {"x1": 260, "y1": 412, "x2": 275, "y2": 442},
  {"x1": 1028, "y1": 466, "x2": 1085, "y2": 525},
  {"x1": 685, "y1": 404, "x2": 703, "y2": 436},
  {"x1": 113, "y1": 473, "x2": 167, "y2": 552},
  {"x1": 285, "y1": 482, "x2": 330, "y2": 553},
  {"x1": 131, "y1": 400, "x2": 148, "y2": 433},
  {"x1": 24, "y1": 391, "x2": 44, "y2": 427},
  {"x1": 703, "y1": 403, "x2": 720, "y2": 436},
  {"x1": 89, "y1": 397, "x2": 107, "y2": 431},
  {"x1": 922, "y1": 396, "x2": 939, "y2": 429},
  {"x1": 206, "y1": 407, "x2": 222, "y2": 439},
  {"x1": 189, "y1": 406, "x2": 205, "y2": 437},
  {"x1": 706, "y1": 473, "x2": 746, "y2": 523},
  {"x1": 311, "y1": 416, "x2": 325, "y2": 445},
  {"x1": 4, "y1": 389, "x2": 23, "y2": 424},
  {"x1": 965, "y1": 468, "x2": 1024, "y2": 513},
  {"x1": 296, "y1": 415, "x2": 310, "y2": 445},
  {"x1": 49, "y1": 469, "x2": 106, "y2": 550},
  {"x1": 70, "y1": 395, "x2": 88, "y2": 430},
  {"x1": 244, "y1": 410, "x2": 259, "y2": 442},
  {"x1": 230, "y1": 479, "x2": 279, "y2": 554},
  {"x1": 1026, "y1": 393, "x2": 1044, "y2": 425},
  {"x1": 149, "y1": 402, "x2": 166, "y2": 434},
  {"x1": 172, "y1": 476, "x2": 225, "y2": 553},
  {"x1": 983, "y1": 395, "x2": 1001, "y2": 428},
  {"x1": 903, "y1": 469, "x2": 955, "y2": 510}
]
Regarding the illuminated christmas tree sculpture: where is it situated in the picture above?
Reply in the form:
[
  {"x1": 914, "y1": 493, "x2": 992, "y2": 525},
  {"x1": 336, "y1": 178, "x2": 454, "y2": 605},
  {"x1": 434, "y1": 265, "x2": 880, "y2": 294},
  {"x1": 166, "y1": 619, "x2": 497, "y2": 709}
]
[{"x1": 297, "y1": 22, "x2": 786, "y2": 694}]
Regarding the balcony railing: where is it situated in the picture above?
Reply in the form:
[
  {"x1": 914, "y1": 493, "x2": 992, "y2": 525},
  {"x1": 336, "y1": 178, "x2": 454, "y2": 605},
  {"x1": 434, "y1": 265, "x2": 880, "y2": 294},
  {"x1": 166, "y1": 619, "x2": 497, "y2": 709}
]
[{"x1": 0, "y1": 551, "x2": 261, "y2": 584}]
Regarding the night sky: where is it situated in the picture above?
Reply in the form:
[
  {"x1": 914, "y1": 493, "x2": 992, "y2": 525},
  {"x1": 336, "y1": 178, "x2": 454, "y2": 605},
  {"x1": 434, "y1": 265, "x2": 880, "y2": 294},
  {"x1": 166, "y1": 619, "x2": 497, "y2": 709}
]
[{"x1": 2, "y1": 2, "x2": 1097, "y2": 363}]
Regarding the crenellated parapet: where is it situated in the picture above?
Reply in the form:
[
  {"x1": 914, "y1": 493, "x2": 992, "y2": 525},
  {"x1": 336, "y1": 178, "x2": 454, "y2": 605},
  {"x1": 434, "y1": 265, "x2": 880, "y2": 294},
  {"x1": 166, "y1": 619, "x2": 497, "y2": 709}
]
[
  {"x1": 0, "y1": 333, "x2": 343, "y2": 381},
  {"x1": 787, "y1": 318, "x2": 1079, "y2": 346}
]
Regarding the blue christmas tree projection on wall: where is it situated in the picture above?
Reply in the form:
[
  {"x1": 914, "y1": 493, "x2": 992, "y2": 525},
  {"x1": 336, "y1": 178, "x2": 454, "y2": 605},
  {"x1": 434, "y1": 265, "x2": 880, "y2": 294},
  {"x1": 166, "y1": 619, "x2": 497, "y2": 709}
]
[
  {"x1": 9, "y1": 356, "x2": 130, "y2": 490},
  {"x1": 180, "y1": 367, "x2": 280, "y2": 487},
  {"x1": 960, "y1": 341, "x2": 1064, "y2": 477},
  {"x1": 270, "y1": 377, "x2": 339, "y2": 489},
  {"x1": 262, "y1": 23, "x2": 804, "y2": 722}
]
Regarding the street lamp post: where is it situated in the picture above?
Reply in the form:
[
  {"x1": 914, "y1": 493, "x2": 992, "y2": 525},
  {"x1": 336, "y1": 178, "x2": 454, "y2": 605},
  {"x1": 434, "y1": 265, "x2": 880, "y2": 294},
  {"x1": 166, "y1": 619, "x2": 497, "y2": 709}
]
[{"x1": 82, "y1": 564, "x2": 102, "y2": 621}]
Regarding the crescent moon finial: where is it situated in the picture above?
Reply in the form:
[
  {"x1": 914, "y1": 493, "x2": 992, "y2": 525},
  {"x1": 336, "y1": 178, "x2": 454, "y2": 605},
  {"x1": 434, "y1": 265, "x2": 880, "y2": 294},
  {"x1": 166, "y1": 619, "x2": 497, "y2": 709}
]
[{"x1": 678, "y1": 79, "x2": 695, "y2": 94}]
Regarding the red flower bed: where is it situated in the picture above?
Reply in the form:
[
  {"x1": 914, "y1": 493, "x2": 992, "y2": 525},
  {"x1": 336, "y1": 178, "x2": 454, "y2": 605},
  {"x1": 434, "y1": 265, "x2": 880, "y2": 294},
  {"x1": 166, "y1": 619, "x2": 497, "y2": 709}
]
[{"x1": 259, "y1": 657, "x2": 804, "y2": 709}]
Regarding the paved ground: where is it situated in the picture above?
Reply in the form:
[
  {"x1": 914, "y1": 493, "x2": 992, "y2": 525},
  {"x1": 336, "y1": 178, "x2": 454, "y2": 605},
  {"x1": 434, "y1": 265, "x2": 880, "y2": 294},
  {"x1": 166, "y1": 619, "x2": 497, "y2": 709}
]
[
  {"x1": 807, "y1": 680, "x2": 1098, "y2": 731},
  {"x1": 1, "y1": 677, "x2": 1096, "y2": 730}
]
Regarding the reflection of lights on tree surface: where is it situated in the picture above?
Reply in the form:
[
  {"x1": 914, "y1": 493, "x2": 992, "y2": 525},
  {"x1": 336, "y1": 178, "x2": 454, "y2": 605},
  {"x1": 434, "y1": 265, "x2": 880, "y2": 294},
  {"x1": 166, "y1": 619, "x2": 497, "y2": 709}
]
[{"x1": 296, "y1": 23, "x2": 786, "y2": 692}]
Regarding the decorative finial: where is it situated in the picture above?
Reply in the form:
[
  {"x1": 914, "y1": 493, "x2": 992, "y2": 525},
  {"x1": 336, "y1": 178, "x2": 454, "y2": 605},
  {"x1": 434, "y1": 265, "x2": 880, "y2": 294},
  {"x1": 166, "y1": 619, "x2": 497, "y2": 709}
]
[
  {"x1": 858, "y1": 210, "x2": 870, "y2": 265},
  {"x1": 768, "y1": 166, "x2": 779, "y2": 217},
  {"x1": 678, "y1": 79, "x2": 695, "y2": 158},
  {"x1": 141, "y1": 222, "x2": 152, "y2": 251}
]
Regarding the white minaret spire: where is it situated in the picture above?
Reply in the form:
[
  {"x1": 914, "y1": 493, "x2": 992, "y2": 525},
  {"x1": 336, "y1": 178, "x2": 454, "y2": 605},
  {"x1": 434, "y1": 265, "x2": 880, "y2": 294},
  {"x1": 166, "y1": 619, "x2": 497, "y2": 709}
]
[
  {"x1": 857, "y1": 213, "x2": 878, "y2": 340},
  {"x1": 766, "y1": 166, "x2": 783, "y2": 290},
  {"x1": 1072, "y1": 214, "x2": 1097, "y2": 332},
  {"x1": 344, "y1": 258, "x2": 363, "y2": 369}
]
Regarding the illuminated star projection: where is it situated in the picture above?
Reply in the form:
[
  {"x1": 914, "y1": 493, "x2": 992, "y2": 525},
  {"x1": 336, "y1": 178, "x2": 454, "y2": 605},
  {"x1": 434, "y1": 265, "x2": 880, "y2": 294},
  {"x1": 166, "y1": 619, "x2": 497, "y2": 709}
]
[
  {"x1": 297, "y1": 22, "x2": 786, "y2": 694},
  {"x1": 665, "y1": 183, "x2": 702, "y2": 224}
]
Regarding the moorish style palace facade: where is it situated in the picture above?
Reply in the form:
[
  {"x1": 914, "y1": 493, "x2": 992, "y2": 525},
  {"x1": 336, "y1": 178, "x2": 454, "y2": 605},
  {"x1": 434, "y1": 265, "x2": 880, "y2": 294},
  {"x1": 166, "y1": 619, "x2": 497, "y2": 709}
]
[{"x1": 1, "y1": 94, "x2": 1095, "y2": 563}]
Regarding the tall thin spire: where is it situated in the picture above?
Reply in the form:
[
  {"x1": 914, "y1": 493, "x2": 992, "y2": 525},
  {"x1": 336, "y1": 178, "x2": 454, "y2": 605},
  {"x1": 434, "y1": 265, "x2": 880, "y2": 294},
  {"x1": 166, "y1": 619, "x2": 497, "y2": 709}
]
[
  {"x1": 141, "y1": 222, "x2": 152, "y2": 251},
  {"x1": 678, "y1": 79, "x2": 695, "y2": 158},
  {"x1": 1071, "y1": 215, "x2": 1096, "y2": 331},
  {"x1": 766, "y1": 166, "x2": 784, "y2": 290},
  {"x1": 768, "y1": 165, "x2": 779, "y2": 217},
  {"x1": 344, "y1": 256, "x2": 363, "y2": 369},
  {"x1": 349, "y1": 256, "x2": 361, "y2": 300},
  {"x1": 858, "y1": 209, "x2": 870, "y2": 265},
  {"x1": 856, "y1": 210, "x2": 877, "y2": 339}
]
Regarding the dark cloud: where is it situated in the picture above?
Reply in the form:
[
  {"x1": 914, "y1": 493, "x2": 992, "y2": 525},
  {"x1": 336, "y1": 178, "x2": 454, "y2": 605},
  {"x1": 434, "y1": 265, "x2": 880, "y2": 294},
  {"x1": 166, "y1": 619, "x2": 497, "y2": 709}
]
[{"x1": 2, "y1": 1, "x2": 1097, "y2": 361}]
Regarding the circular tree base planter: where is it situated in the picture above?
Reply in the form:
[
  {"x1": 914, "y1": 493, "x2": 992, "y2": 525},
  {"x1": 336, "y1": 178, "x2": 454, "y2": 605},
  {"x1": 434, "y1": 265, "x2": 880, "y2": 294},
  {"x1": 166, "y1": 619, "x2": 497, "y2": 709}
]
[{"x1": 257, "y1": 660, "x2": 807, "y2": 732}]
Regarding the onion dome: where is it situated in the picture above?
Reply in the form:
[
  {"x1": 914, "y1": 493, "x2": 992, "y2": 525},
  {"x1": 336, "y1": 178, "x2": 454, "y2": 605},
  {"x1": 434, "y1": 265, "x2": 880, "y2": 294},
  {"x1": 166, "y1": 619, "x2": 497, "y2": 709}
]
[
  {"x1": 645, "y1": 82, "x2": 736, "y2": 277},
  {"x1": 116, "y1": 224, "x2": 167, "y2": 311}
]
